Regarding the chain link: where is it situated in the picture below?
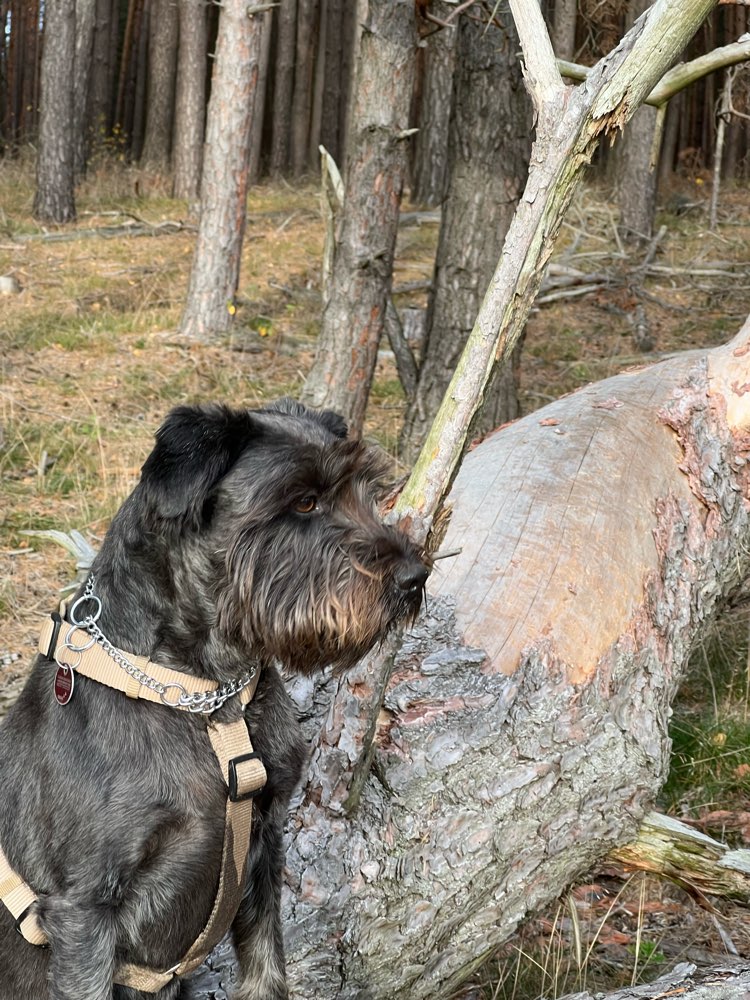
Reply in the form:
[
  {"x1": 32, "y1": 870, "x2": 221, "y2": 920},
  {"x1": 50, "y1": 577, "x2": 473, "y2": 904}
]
[{"x1": 68, "y1": 576, "x2": 256, "y2": 715}]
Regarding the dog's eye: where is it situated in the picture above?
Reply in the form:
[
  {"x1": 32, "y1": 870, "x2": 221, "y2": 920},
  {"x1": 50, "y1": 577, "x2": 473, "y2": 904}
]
[{"x1": 294, "y1": 496, "x2": 318, "y2": 514}]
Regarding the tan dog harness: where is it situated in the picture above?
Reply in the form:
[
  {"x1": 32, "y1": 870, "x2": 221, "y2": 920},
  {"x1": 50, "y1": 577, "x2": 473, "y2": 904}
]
[{"x1": 0, "y1": 611, "x2": 267, "y2": 992}]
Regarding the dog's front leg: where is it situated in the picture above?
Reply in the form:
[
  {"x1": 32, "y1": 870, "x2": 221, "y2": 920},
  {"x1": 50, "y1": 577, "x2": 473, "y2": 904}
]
[
  {"x1": 43, "y1": 895, "x2": 118, "y2": 1000},
  {"x1": 231, "y1": 800, "x2": 288, "y2": 1000}
]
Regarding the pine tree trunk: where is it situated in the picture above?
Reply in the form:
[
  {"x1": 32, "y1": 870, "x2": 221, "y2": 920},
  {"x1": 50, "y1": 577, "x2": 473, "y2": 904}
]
[
  {"x1": 73, "y1": 0, "x2": 98, "y2": 177},
  {"x1": 291, "y1": 0, "x2": 318, "y2": 176},
  {"x1": 21, "y1": 0, "x2": 41, "y2": 142},
  {"x1": 300, "y1": 0, "x2": 417, "y2": 435},
  {"x1": 88, "y1": 0, "x2": 116, "y2": 143},
  {"x1": 172, "y1": 0, "x2": 207, "y2": 201},
  {"x1": 34, "y1": 0, "x2": 76, "y2": 223},
  {"x1": 178, "y1": 1, "x2": 268, "y2": 340},
  {"x1": 616, "y1": 0, "x2": 658, "y2": 242},
  {"x1": 411, "y1": 5, "x2": 456, "y2": 207},
  {"x1": 270, "y1": 0, "x2": 298, "y2": 175},
  {"x1": 141, "y1": 0, "x2": 178, "y2": 168},
  {"x1": 551, "y1": 0, "x2": 577, "y2": 58},
  {"x1": 400, "y1": 11, "x2": 531, "y2": 464},
  {"x1": 320, "y1": 0, "x2": 343, "y2": 164},
  {"x1": 248, "y1": 7, "x2": 273, "y2": 184},
  {"x1": 283, "y1": 324, "x2": 750, "y2": 999},
  {"x1": 130, "y1": 0, "x2": 151, "y2": 161}
]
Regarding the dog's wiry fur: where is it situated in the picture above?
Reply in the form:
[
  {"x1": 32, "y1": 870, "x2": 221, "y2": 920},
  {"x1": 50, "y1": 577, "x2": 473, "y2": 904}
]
[{"x1": 0, "y1": 400, "x2": 427, "y2": 1000}]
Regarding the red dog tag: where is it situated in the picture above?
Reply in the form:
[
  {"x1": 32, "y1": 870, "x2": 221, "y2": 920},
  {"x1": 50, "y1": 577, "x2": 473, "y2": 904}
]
[{"x1": 54, "y1": 665, "x2": 75, "y2": 705}]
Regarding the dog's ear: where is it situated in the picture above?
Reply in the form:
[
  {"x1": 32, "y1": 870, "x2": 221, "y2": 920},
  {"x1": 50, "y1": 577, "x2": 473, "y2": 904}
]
[
  {"x1": 265, "y1": 397, "x2": 348, "y2": 439},
  {"x1": 139, "y1": 405, "x2": 255, "y2": 519},
  {"x1": 315, "y1": 409, "x2": 348, "y2": 439}
]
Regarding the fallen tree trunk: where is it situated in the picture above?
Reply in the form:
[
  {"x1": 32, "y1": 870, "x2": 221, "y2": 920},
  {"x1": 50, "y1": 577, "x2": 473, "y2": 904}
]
[
  {"x1": 559, "y1": 961, "x2": 750, "y2": 1000},
  {"x1": 282, "y1": 322, "x2": 750, "y2": 999}
]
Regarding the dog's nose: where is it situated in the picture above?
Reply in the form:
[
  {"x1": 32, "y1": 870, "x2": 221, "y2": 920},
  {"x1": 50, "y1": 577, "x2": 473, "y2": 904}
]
[{"x1": 395, "y1": 560, "x2": 429, "y2": 593}]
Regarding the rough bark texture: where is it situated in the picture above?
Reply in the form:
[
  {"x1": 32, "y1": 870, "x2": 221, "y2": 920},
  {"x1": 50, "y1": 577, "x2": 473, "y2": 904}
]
[
  {"x1": 320, "y1": 0, "x2": 343, "y2": 165},
  {"x1": 281, "y1": 325, "x2": 750, "y2": 999},
  {"x1": 73, "y1": 0, "x2": 97, "y2": 177},
  {"x1": 616, "y1": 0, "x2": 658, "y2": 242},
  {"x1": 560, "y1": 962, "x2": 750, "y2": 1000},
  {"x1": 141, "y1": 0, "x2": 179, "y2": 168},
  {"x1": 411, "y1": 5, "x2": 456, "y2": 207},
  {"x1": 178, "y1": 1, "x2": 266, "y2": 340},
  {"x1": 172, "y1": 0, "x2": 207, "y2": 201},
  {"x1": 248, "y1": 8, "x2": 273, "y2": 184},
  {"x1": 270, "y1": 0, "x2": 298, "y2": 175},
  {"x1": 87, "y1": 0, "x2": 116, "y2": 140},
  {"x1": 400, "y1": 12, "x2": 532, "y2": 464},
  {"x1": 34, "y1": 0, "x2": 76, "y2": 223},
  {"x1": 291, "y1": 0, "x2": 318, "y2": 176},
  {"x1": 301, "y1": 0, "x2": 417, "y2": 435}
]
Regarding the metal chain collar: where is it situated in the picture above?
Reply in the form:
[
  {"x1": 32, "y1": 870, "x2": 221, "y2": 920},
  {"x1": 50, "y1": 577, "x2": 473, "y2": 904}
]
[{"x1": 62, "y1": 575, "x2": 256, "y2": 715}]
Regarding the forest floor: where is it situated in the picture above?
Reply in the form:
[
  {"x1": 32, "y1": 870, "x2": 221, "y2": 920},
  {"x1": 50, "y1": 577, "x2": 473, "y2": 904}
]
[{"x1": 1, "y1": 155, "x2": 750, "y2": 998}]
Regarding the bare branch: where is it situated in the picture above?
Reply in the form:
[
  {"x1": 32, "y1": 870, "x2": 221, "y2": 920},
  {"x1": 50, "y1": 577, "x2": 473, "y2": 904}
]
[{"x1": 507, "y1": 0, "x2": 565, "y2": 117}]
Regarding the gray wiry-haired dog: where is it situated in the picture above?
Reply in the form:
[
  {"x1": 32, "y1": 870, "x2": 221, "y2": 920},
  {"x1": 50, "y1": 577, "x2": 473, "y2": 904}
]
[{"x1": 0, "y1": 400, "x2": 428, "y2": 1000}]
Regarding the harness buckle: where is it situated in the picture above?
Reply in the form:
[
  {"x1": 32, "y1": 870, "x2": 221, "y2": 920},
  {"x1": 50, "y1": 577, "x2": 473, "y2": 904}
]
[{"x1": 228, "y1": 752, "x2": 266, "y2": 802}]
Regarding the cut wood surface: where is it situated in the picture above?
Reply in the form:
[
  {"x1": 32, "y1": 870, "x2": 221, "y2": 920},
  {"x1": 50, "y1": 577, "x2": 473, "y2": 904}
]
[{"x1": 282, "y1": 324, "x2": 750, "y2": 999}]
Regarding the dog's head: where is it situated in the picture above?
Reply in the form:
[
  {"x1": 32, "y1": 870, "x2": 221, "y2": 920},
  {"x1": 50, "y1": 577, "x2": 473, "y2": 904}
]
[{"x1": 137, "y1": 402, "x2": 429, "y2": 673}]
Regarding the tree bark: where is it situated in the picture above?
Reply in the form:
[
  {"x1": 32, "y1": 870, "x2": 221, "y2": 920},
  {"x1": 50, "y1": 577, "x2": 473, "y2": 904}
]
[
  {"x1": 282, "y1": 323, "x2": 750, "y2": 999},
  {"x1": 88, "y1": 0, "x2": 116, "y2": 142},
  {"x1": 551, "y1": 0, "x2": 577, "y2": 58},
  {"x1": 34, "y1": 0, "x2": 76, "y2": 223},
  {"x1": 141, "y1": 0, "x2": 179, "y2": 168},
  {"x1": 400, "y1": 10, "x2": 532, "y2": 464},
  {"x1": 73, "y1": 0, "x2": 97, "y2": 177},
  {"x1": 411, "y1": 4, "x2": 456, "y2": 207},
  {"x1": 291, "y1": 0, "x2": 319, "y2": 176},
  {"x1": 248, "y1": 7, "x2": 273, "y2": 184},
  {"x1": 172, "y1": 0, "x2": 207, "y2": 201},
  {"x1": 300, "y1": 0, "x2": 417, "y2": 435},
  {"x1": 270, "y1": 0, "x2": 298, "y2": 175},
  {"x1": 178, "y1": 1, "x2": 267, "y2": 340},
  {"x1": 319, "y1": 0, "x2": 343, "y2": 164},
  {"x1": 560, "y1": 962, "x2": 750, "y2": 1000}
]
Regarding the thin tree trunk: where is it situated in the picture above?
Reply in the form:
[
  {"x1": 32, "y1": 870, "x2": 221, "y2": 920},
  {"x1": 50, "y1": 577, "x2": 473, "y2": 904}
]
[
  {"x1": 308, "y1": 0, "x2": 326, "y2": 168},
  {"x1": 34, "y1": 0, "x2": 76, "y2": 223},
  {"x1": 658, "y1": 90, "x2": 681, "y2": 189},
  {"x1": 616, "y1": 0, "x2": 658, "y2": 242},
  {"x1": 551, "y1": 0, "x2": 577, "y2": 58},
  {"x1": 411, "y1": 5, "x2": 456, "y2": 207},
  {"x1": 291, "y1": 0, "x2": 318, "y2": 176},
  {"x1": 21, "y1": 0, "x2": 40, "y2": 141},
  {"x1": 300, "y1": 0, "x2": 417, "y2": 434},
  {"x1": 73, "y1": 0, "x2": 98, "y2": 177},
  {"x1": 270, "y1": 0, "x2": 297, "y2": 175},
  {"x1": 178, "y1": 1, "x2": 268, "y2": 340},
  {"x1": 248, "y1": 7, "x2": 273, "y2": 184},
  {"x1": 401, "y1": 10, "x2": 531, "y2": 463},
  {"x1": 141, "y1": 0, "x2": 179, "y2": 168},
  {"x1": 130, "y1": 0, "x2": 150, "y2": 161},
  {"x1": 284, "y1": 324, "x2": 750, "y2": 998},
  {"x1": 320, "y1": 0, "x2": 343, "y2": 164},
  {"x1": 88, "y1": 0, "x2": 116, "y2": 144},
  {"x1": 172, "y1": 0, "x2": 207, "y2": 200}
]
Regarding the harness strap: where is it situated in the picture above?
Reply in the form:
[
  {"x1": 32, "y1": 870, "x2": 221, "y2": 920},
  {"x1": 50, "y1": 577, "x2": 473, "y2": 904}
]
[
  {"x1": 1, "y1": 632, "x2": 267, "y2": 992},
  {"x1": 0, "y1": 847, "x2": 47, "y2": 946}
]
